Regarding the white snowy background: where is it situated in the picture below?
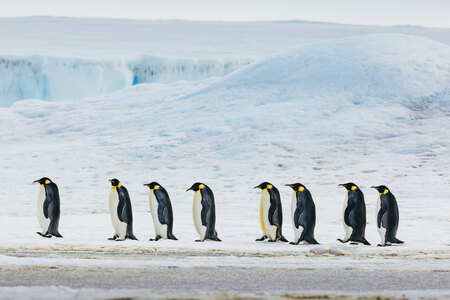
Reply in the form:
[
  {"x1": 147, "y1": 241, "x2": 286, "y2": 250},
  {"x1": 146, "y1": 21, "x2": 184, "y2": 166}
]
[{"x1": 0, "y1": 17, "x2": 449, "y2": 287}]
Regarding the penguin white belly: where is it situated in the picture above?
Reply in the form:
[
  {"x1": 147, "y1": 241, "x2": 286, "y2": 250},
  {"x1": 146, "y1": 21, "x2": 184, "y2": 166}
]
[
  {"x1": 376, "y1": 195, "x2": 386, "y2": 245},
  {"x1": 109, "y1": 189, "x2": 127, "y2": 240},
  {"x1": 149, "y1": 193, "x2": 168, "y2": 239},
  {"x1": 342, "y1": 193, "x2": 353, "y2": 241},
  {"x1": 260, "y1": 190, "x2": 277, "y2": 241},
  {"x1": 37, "y1": 185, "x2": 50, "y2": 234},
  {"x1": 291, "y1": 192, "x2": 303, "y2": 243},
  {"x1": 193, "y1": 191, "x2": 207, "y2": 239}
]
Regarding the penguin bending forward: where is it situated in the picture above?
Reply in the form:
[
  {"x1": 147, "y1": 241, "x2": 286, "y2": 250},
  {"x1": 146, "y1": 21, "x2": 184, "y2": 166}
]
[
  {"x1": 108, "y1": 179, "x2": 138, "y2": 241},
  {"x1": 338, "y1": 183, "x2": 370, "y2": 245},
  {"x1": 144, "y1": 182, "x2": 177, "y2": 241},
  {"x1": 254, "y1": 182, "x2": 288, "y2": 242},
  {"x1": 372, "y1": 185, "x2": 404, "y2": 247},
  {"x1": 286, "y1": 183, "x2": 319, "y2": 244},
  {"x1": 33, "y1": 177, "x2": 63, "y2": 238},
  {"x1": 186, "y1": 183, "x2": 221, "y2": 242}
]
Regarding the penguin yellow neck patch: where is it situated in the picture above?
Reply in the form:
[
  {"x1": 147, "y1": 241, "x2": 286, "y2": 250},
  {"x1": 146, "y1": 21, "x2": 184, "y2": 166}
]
[
  {"x1": 152, "y1": 185, "x2": 159, "y2": 191},
  {"x1": 298, "y1": 186, "x2": 304, "y2": 192},
  {"x1": 117, "y1": 182, "x2": 122, "y2": 188},
  {"x1": 266, "y1": 184, "x2": 272, "y2": 189},
  {"x1": 383, "y1": 189, "x2": 389, "y2": 194},
  {"x1": 351, "y1": 186, "x2": 357, "y2": 191},
  {"x1": 44, "y1": 179, "x2": 50, "y2": 184},
  {"x1": 199, "y1": 184, "x2": 204, "y2": 190}
]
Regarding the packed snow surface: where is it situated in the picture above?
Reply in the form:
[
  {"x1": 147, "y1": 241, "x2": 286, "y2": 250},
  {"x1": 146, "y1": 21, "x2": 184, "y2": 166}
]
[
  {"x1": 1, "y1": 17, "x2": 450, "y2": 105},
  {"x1": 0, "y1": 32, "x2": 449, "y2": 257}
]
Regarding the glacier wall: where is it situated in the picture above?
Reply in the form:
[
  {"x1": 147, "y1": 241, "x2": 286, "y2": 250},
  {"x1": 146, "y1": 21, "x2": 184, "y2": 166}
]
[{"x1": 0, "y1": 55, "x2": 252, "y2": 107}]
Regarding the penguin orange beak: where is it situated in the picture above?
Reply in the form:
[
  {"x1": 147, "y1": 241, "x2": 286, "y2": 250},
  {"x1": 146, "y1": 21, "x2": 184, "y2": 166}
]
[
  {"x1": 186, "y1": 187, "x2": 193, "y2": 192},
  {"x1": 371, "y1": 186, "x2": 379, "y2": 191},
  {"x1": 108, "y1": 179, "x2": 113, "y2": 182},
  {"x1": 253, "y1": 185, "x2": 261, "y2": 189},
  {"x1": 143, "y1": 183, "x2": 150, "y2": 187},
  {"x1": 285, "y1": 184, "x2": 294, "y2": 188},
  {"x1": 33, "y1": 180, "x2": 40, "y2": 184},
  {"x1": 338, "y1": 183, "x2": 346, "y2": 187}
]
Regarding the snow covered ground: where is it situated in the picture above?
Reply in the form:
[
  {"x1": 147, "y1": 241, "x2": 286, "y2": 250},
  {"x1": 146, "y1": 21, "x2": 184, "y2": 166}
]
[{"x1": 0, "y1": 18, "x2": 449, "y2": 298}]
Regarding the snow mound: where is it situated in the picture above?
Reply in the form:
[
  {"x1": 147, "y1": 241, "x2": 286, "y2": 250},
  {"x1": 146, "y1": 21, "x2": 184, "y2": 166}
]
[
  {"x1": 0, "y1": 55, "x2": 251, "y2": 107},
  {"x1": 192, "y1": 34, "x2": 450, "y2": 107}
]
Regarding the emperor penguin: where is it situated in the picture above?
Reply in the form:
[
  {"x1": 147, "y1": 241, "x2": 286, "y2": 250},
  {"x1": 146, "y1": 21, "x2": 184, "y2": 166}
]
[
  {"x1": 254, "y1": 182, "x2": 288, "y2": 242},
  {"x1": 186, "y1": 182, "x2": 221, "y2": 242},
  {"x1": 338, "y1": 183, "x2": 370, "y2": 245},
  {"x1": 108, "y1": 179, "x2": 138, "y2": 241},
  {"x1": 144, "y1": 182, "x2": 177, "y2": 241},
  {"x1": 372, "y1": 185, "x2": 404, "y2": 247},
  {"x1": 286, "y1": 183, "x2": 319, "y2": 245},
  {"x1": 33, "y1": 177, "x2": 63, "y2": 238}
]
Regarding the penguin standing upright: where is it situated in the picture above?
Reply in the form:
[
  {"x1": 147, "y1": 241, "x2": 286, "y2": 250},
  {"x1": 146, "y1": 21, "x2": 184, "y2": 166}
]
[
  {"x1": 186, "y1": 183, "x2": 221, "y2": 242},
  {"x1": 286, "y1": 183, "x2": 318, "y2": 245},
  {"x1": 338, "y1": 183, "x2": 370, "y2": 245},
  {"x1": 372, "y1": 185, "x2": 404, "y2": 247},
  {"x1": 108, "y1": 179, "x2": 137, "y2": 241},
  {"x1": 33, "y1": 177, "x2": 63, "y2": 238},
  {"x1": 254, "y1": 182, "x2": 288, "y2": 242},
  {"x1": 144, "y1": 182, "x2": 177, "y2": 241}
]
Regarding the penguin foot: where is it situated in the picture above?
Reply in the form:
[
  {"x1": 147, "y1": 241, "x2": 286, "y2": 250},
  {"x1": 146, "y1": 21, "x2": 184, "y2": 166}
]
[
  {"x1": 337, "y1": 238, "x2": 347, "y2": 243},
  {"x1": 108, "y1": 235, "x2": 118, "y2": 241},
  {"x1": 195, "y1": 239, "x2": 204, "y2": 242},
  {"x1": 37, "y1": 232, "x2": 52, "y2": 238},
  {"x1": 267, "y1": 239, "x2": 276, "y2": 243},
  {"x1": 377, "y1": 244, "x2": 386, "y2": 247},
  {"x1": 279, "y1": 236, "x2": 289, "y2": 243},
  {"x1": 149, "y1": 236, "x2": 161, "y2": 241},
  {"x1": 350, "y1": 242, "x2": 359, "y2": 245},
  {"x1": 289, "y1": 242, "x2": 299, "y2": 245},
  {"x1": 255, "y1": 236, "x2": 267, "y2": 241}
]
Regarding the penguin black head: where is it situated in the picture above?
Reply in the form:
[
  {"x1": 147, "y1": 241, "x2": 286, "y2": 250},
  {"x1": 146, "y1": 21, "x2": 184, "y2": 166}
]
[
  {"x1": 186, "y1": 182, "x2": 204, "y2": 192},
  {"x1": 144, "y1": 182, "x2": 161, "y2": 190},
  {"x1": 286, "y1": 183, "x2": 306, "y2": 192},
  {"x1": 339, "y1": 182, "x2": 359, "y2": 191},
  {"x1": 254, "y1": 182, "x2": 274, "y2": 190},
  {"x1": 109, "y1": 178, "x2": 121, "y2": 187},
  {"x1": 33, "y1": 177, "x2": 52, "y2": 185},
  {"x1": 371, "y1": 185, "x2": 390, "y2": 194}
]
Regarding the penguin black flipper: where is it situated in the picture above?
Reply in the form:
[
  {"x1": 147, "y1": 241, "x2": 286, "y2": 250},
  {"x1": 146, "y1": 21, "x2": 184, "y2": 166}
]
[
  {"x1": 154, "y1": 189, "x2": 177, "y2": 240},
  {"x1": 293, "y1": 201, "x2": 304, "y2": 230},
  {"x1": 267, "y1": 188, "x2": 286, "y2": 241},
  {"x1": 201, "y1": 187, "x2": 220, "y2": 241},
  {"x1": 117, "y1": 187, "x2": 138, "y2": 241},
  {"x1": 44, "y1": 182, "x2": 62, "y2": 237}
]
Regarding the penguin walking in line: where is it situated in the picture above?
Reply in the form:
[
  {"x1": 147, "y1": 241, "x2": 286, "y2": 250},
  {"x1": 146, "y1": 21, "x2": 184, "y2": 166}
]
[
  {"x1": 108, "y1": 179, "x2": 138, "y2": 241},
  {"x1": 186, "y1": 183, "x2": 221, "y2": 242},
  {"x1": 33, "y1": 177, "x2": 63, "y2": 238},
  {"x1": 144, "y1": 182, "x2": 177, "y2": 241},
  {"x1": 254, "y1": 182, "x2": 288, "y2": 242},
  {"x1": 372, "y1": 185, "x2": 404, "y2": 247},
  {"x1": 286, "y1": 183, "x2": 319, "y2": 245},
  {"x1": 338, "y1": 183, "x2": 370, "y2": 245}
]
